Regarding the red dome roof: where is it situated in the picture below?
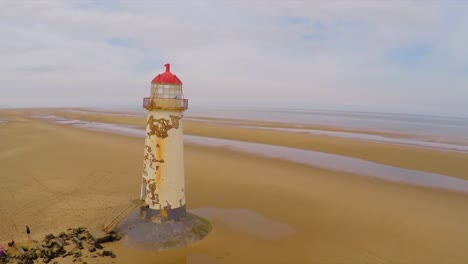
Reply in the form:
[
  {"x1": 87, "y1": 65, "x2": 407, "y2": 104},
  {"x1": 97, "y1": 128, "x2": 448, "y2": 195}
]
[{"x1": 151, "y1": 64, "x2": 182, "y2": 85}]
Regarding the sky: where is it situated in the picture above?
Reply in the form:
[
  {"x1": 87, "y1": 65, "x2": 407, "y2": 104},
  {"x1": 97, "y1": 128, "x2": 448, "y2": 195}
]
[{"x1": 1, "y1": 1, "x2": 467, "y2": 117}]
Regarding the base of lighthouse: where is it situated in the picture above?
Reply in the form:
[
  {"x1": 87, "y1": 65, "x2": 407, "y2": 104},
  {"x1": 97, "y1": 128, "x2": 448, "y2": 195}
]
[{"x1": 113, "y1": 209, "x2": 211, "y2": 251}]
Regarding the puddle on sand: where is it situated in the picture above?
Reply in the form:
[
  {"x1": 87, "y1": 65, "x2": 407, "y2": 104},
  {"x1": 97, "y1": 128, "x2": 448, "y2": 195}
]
[{"x1": 189, "y1": 208, "x2": 296, "y2": 240}]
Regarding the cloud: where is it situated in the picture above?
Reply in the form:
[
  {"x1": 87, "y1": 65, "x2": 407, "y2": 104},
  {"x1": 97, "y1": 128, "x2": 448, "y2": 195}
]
[{"x1": 0, "y1": 0, "x2": 467, "y2": 116}]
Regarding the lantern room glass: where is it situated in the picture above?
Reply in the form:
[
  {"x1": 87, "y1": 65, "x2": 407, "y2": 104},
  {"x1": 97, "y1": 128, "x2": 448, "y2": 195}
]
[{"x1": 151, "y1": 83, "x2": 183, "y2": 99}]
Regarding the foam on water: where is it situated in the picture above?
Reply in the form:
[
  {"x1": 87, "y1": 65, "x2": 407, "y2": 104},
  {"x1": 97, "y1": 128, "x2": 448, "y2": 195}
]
[{"x1": 34, "y1": 114, "x2": 468, "y2": 194}]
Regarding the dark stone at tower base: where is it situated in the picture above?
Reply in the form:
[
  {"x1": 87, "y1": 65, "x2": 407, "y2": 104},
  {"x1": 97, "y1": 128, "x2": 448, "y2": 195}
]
[{"x1": 113, "y1": 210, "x2": 211, "y2": 251}]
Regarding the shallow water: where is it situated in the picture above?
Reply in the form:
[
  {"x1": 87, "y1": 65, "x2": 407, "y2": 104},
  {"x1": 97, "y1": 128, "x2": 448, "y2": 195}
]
[
  {"x1": 189, "y1": 208, "x2": 296, "y2": 240},
  {"x1": 232, "y1": 125, "x2": 468, "y2": 153},
  {"x1": 185, "y1": 136, "x2": 468, "y2": 194},
  {"x1": 36, "y1": 114, "x2": 145, "y2": 137},
  {"x1": 34, "y1": 114, "x2": 468, "y2": 194}
]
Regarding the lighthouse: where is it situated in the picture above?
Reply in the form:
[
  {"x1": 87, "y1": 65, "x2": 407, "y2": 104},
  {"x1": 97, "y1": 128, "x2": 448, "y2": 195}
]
[
  {"x1": 107, "y1": 64, "x2": 210, "y2": 250},
  {"x1": 140, "y1": 63, "x2": 188, "y2": 222}
]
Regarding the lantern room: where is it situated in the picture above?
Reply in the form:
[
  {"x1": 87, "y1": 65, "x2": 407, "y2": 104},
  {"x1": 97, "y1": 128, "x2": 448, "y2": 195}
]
[{"x1": 143, "y1": 64, "x2": 188, "y2": 111}]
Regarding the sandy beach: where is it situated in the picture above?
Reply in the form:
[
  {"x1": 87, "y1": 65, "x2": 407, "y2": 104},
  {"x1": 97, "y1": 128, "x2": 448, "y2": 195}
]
[{"x1": 1, "y1": 109, "x2": 468, "y2": 263}]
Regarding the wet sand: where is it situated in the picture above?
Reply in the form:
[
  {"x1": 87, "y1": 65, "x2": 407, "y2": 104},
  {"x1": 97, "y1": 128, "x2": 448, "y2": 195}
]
[
  {"x1": 45, "y1": 108, "x2": 468, "y2": 180},
  {"x1": 1, "y1": 109, "x2": 468, "y2": 263},
  {"x1": 30, "y1": 114, "x2": 468, "y2": 193}
]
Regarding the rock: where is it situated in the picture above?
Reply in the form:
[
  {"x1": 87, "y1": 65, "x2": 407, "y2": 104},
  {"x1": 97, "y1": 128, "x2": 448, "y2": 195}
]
[
  {"x1": 95, "y1": 234, "x2": 114, "y2": 244},
  {"x1": 27, "y1": 251, "x2": 37, "y2": 260},
  {"x1": 44, "y1": 234, "x2": 55, "y2": 241},
  {"x1": 94, "y1": 243, "x2": 103, "y2": 250},
  {"x1": 62, "y1": 252, "x2": 72, "y2": 258},
  {"x1": 46, "y1": 240, "x2": 56, "y2": 248},
  {"x1": 43, "y1": 249, "x2": 52, "y2": 258},
  {"x1": 52, "y1": 247, "x2": 62, "y2": 256},
  {"x1": 72, "y1": 237, "x2": 80, "y2": 244},
  {"x1": 16, "y1": 247, "x2": 25, "y2": 255},
  {"x1": 56, "y1": 238, "x2": 65, "y2": 247},
  {"x1": 23, "y1": 226, "x2": 121, "y2": 262}
]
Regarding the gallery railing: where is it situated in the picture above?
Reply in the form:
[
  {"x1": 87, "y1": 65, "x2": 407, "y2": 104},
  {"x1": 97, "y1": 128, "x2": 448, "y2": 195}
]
[{"x1": 143, "y1": 97, "x2": 188, "y2": 111}]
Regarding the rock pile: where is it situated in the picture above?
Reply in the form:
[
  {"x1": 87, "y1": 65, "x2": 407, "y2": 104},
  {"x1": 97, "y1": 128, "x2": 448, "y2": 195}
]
[{"x1": 0, "y1": 227, "x2": 122, "y2": 264}]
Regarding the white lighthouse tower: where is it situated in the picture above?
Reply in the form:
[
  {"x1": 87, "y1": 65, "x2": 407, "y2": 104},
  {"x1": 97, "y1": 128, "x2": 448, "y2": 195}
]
[
  {"x1": 141, "y1": 63, "x2": 188, "y2": 223},
  {"x1": 107, "y1": 64, "x2": 210, "y2": 250}
]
